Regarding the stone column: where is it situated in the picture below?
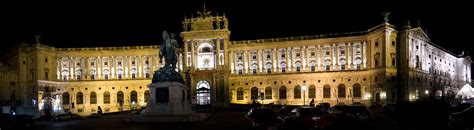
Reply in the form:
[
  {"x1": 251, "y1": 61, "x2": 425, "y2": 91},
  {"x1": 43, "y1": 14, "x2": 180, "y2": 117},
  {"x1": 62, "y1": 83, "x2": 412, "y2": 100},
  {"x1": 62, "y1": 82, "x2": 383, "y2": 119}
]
[
  {"x1": 71, "y1": 57, "x2": 75, "y2": 80},
  {"x1": 287, "y1": 47, "x2": 291, "y2": 72},
  {"x1": 125, "y1": 56, "x2": 129, "y2": 78},
  {"x1": 216, "y1": 39, "x2": 220, "y2": 67},
  {"x1": 138, "y1": 56, "x2": 142, "y2": 78},
  {"x1": 318, "y1": 45, "x2": 321, "y2": 71},
  {"x1": 363, "y1": 41, "x2": 367, "y2": 68},
  {"x1": 303, "y1": 46, "x2": 307, "y2": 71},
  {"x1": 258, "y1": 49, "x2": 263, "y2": 73},
  {"x1": 57, "y1": 59, "x2": 61, "y2": 80},
  {"x1": 230, "y1": 51, "x2": 234, "y2": 74},
  {"x1": 98, "y1": 57, "x2": 102, "y2": 79},
  {"x1": 273, "y1": 48, "x2": 277, "y2": 72},
  {"x1": 244, "y1": 50, "x2": 248, "y2": 74},
  {"x1": 348, "y1": 42, "x2": 352, "y2": 69},
  {"x1": 184, "y1": 40, "x2": 188, "y2": 67},
  {"x1": 111, "y1": 56, "x2": 115, "y2": 79},
  {"x1": 191, "y1": 40, "x2": 195, "y2": 69},
  {"x1": 332, "y1": 44, "x2": 336, "y2": 70}
]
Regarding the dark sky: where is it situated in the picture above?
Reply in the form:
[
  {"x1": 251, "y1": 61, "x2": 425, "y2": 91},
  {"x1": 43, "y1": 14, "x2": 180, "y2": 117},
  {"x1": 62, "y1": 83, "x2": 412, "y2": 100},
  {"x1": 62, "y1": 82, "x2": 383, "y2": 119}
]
[{"x1": 1, "y1": 0, "x2": 473, "y2": 59}]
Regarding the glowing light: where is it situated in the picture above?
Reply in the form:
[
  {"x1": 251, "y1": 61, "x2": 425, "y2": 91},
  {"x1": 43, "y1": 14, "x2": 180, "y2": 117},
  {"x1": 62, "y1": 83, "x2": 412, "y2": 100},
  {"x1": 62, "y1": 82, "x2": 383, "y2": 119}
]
[
  {"x1": 380, "y1": 92, "x2": 387, "y2": 99},
  {"x1": 425, "y1": 90, "x2": 429, "y2": 95}
]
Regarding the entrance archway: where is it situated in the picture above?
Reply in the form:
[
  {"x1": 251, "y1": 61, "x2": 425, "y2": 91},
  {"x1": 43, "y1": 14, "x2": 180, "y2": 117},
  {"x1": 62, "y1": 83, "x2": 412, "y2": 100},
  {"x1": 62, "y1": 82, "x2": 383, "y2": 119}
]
[
  {"x1": 375, "y1": 92, "x2": 381, "y2": 103},
  {"x1": 196, "y1": 80, "x2": 211, "y2": 105}
]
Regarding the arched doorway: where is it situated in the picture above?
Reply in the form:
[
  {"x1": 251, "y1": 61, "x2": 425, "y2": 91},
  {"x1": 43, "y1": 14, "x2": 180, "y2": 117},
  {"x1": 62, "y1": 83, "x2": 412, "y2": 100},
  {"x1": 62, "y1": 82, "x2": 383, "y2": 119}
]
[
  {"x1": 375, "y1": 92, "x2": 380, "y2": 103},
  {"x1": 196, "y1": 80, "x2": 211, "y2": 105}
]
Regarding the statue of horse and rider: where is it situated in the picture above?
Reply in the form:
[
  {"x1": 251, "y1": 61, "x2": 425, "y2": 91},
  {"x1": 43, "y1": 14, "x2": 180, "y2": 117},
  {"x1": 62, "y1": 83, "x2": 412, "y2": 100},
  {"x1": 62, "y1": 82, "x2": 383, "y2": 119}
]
[{"x1": 159, "y1": 31, "x2": 178, "y2": 69}]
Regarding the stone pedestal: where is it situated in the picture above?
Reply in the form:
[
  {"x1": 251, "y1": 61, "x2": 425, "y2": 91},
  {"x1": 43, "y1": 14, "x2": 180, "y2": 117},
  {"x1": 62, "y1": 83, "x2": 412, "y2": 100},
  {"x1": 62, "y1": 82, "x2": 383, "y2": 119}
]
[{"x1": 142, "y1": 82, "x2": 192, "y2": 115}]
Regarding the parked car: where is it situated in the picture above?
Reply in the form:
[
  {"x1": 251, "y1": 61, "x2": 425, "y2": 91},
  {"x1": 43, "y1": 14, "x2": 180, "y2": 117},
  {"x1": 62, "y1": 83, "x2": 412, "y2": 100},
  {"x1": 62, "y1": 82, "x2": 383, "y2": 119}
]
[
  {"x1": 52, "y1": 113, "x2": 82, "y2": 122},
  {"x1": 245, "y1": 108, "x2": 284, "y2": 129},
  {"x1": 283, "y1": 106, "x2": 329, "y2": 129},
  {"x1": 0, "y1": 113, "x2": 34, "y2": 128},
  {"x1": 316, "y1": 103, "x2": 331, "y2": 112},
  {"x1": 326, "y1": 105, "x2": 371, "y2": 129},
  {"x1": 449, "y1": 106, "x2": 474, "y2": 129}
]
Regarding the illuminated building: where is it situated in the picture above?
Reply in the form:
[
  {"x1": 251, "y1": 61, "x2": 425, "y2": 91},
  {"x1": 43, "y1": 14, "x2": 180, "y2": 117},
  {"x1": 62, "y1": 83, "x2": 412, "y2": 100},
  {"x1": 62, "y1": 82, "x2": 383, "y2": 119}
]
[{"x1": 0, "y1": 7, "x2": 471, "y2": 116}]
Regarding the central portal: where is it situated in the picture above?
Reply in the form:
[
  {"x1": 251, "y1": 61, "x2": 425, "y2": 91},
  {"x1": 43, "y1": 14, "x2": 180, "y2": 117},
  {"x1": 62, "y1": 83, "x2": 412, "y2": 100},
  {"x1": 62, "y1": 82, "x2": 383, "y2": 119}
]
[{"x1": 196, "y1": 80, "x2": 211, "y2": 105}]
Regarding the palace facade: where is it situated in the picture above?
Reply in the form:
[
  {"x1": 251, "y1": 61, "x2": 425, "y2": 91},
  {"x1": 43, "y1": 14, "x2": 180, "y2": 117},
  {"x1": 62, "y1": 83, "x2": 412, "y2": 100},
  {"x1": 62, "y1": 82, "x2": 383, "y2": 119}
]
[{"x1": 0, "y1": 8, "x2": 472, "y2": 116}]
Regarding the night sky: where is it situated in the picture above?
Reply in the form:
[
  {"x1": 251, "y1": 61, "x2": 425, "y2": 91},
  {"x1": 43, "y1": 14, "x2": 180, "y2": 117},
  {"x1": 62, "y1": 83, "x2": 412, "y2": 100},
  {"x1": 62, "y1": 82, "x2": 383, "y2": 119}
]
[{"x1": 1, "y1": 1, "x2": 473, "y2": 59}]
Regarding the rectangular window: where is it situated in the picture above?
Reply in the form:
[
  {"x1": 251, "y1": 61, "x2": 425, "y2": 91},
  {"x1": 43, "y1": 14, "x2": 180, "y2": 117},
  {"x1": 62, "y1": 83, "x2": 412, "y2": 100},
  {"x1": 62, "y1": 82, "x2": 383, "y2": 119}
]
[
  {"x1": 296, "y1": 53, "x2": 300, "y2": 57},
  {"x1": 311, "y1": 66, "x2": 315, "y2": 71},
  {"x1": 267, "y1": 68, "x2": 271, "y2": 73},
  {"x1": 326, "y1": 51, "x2": 330, "y2": 56},
  {"x1": 145, "y1": 60, "x2": 149, "y2": 65},
  {"x1": 281, "y1": 54, "x2": 285, "y2": 58},
  {"x1": 132, "y1": 74, "x2": 136, "y2": 79},
  {"x1": 146, "y1": 73, "x2": 150, "y2": 79},
  {"x1": 252, "y1": 56, "x2": 256, "y2": 60},
  {"x1": 296, "y1": 67, "x2": 301, "y2": 72},
  {"x1": 45, "y1": 72, "x2": 48, "y2": 80},
  {"x1": 341, "y1": 65, "x2": 345, "y2": 70},
  {"x1": 77, "y1": 75, "x2": 81, "y2": 80},
  {"x1": 238, "y1": 56, "x2": 242, "y2": 60},
  {"x1": 311, "y1": 52, "x2": 315, "y2": 57},
  {"x1": 341, "y1": 50, "x2": 345, "y2": 55},
  {"x1": 104, "y1": 62, "x2": 108, "y2": 66},
  {"x1": 325, "y1": 65, "x2": 330, "y2": 71},
  {"x1": 118, "y1": 61, "x2": 122, "y2": 66},
  {"x1": 267, "y1": 55, "x2": 271, "y2": 59},
  {"x1": 104, "y1": 75, "x2": 109, "y2": 80},
  {"x1": 45, "y1": 58, "x2": 48, "y2": 63},
  {"x1": 118, "y1": 74, "x2": 122, "y2": 79},
  {"x1": 91, "y1": 62, "x2": 95, "y2": 66},
  {"x1": 238, "y1": 70, "x2": 243, "y2": 75},
  {"x1": 91, "y1": 75, "x2": 95, "y2": 80},
  {"x1": 375, "y1": 42, "x2": 379, "y2": 46},
  {"x1": 252, "y1": 69, "x2": 257, "y2": 74},
  {"x1": 77, "y1": 63, "x2": 80, "y2": 66},
  {"x1": 282, "y1": 68, "x2": 286, "y2": 73},
  {"x1": 132, "y1": 61, "x2": 136, "y2": 65}
]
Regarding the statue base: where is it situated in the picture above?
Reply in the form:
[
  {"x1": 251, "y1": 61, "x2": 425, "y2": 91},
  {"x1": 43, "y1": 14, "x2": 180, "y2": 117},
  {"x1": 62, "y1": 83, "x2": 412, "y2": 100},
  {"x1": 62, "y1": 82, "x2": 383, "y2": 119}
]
[{"x1": 125, "y1": 81, "x2": 210, "y2": 123}]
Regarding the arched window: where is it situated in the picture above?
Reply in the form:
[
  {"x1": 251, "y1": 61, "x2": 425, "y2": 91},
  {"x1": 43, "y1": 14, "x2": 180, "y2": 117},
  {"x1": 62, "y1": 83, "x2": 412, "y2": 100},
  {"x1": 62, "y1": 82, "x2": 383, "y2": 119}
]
[
  {"x1": 265, "y1": 87, "x2": 272, "y2": 99},
  {"x1": 309, "y1": 85, "x2": 316, "y2": 98},
  {"x1": 294, "y1": 85, "x2": 301, "y2": 99},
  {"x1": 338, "y1": 84, "x2": 346, "y2": 98},
  {"x1": 323, "y1": 85, "x2": 330, "y2": 98},
  {"x1": 131, "y1": 91, "x2": 138, "y2": 103},
  {"x1": 117, "y1": 91, "x2": 124, "y2": 103},
  {"x1": 251, "y1": 87, "x2": 258, "y2": 100},
  {"x1": 279, "y1": 86, "x2": 287, "y2": 99},
  {"x1": 103, "y1": 91, "x2": 110, "y2": 104},
  {"x1": 62, "y1": 92, "x2": 70, "y2": 105},
  {"x1": 353, "y1": 83, "x2": 361, "y2": 98},
  {"x1": 76, "y1": 92, "x2": 83, "y2": 104},
  {"x1": 237, "y1": 87, "x2": 244, "y2": 100},
  {"x1": 90, "y1": 92, "x2": 97, "y2": 104},
  {"x1": 144, "y1": 90, "x2": 150, "y2": 102}
]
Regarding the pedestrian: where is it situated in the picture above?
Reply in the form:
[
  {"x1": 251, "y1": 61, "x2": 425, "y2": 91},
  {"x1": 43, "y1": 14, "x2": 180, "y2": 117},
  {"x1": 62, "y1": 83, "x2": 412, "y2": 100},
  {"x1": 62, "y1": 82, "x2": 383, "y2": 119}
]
[
  {"x1": 97, "y1": 106, "x2": 103, "y2": 117},
  {"x1": 309, "y1": 99, "x2": 315, "y2": 107}
]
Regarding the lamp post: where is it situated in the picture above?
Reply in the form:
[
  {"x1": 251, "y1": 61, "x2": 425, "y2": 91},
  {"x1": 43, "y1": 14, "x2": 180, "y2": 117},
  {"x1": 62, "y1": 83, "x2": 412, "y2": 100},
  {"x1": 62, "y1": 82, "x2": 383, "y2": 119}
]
[{"x1": 302, "y1": 83, "x2": 307, "y2": 106}]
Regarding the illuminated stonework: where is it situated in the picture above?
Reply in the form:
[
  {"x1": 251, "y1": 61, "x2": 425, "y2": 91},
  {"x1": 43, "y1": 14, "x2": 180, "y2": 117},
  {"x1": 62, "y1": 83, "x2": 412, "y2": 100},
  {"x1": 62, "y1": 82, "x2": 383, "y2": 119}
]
[{"x1": 0, "y1": 7, "x2": 472, "y2": 117}]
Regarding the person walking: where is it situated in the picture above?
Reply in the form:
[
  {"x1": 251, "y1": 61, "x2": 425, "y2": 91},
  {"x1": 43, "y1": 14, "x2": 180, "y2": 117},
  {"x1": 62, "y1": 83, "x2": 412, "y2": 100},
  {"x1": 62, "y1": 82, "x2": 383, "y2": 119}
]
[
  {"x1": 97, "y1": 106, "x2": 103, "y2": 117},
  {"x1": 309, "y1": 99, "x2": 315, "y2": 107}
]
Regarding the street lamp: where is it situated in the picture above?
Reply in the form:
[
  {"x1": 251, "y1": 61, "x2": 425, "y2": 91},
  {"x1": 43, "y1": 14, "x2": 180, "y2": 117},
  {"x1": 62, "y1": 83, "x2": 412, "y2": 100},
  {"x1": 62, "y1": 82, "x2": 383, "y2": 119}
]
[{"x1": 302, "y1": 83, "x2": 307, "y2": 106}]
